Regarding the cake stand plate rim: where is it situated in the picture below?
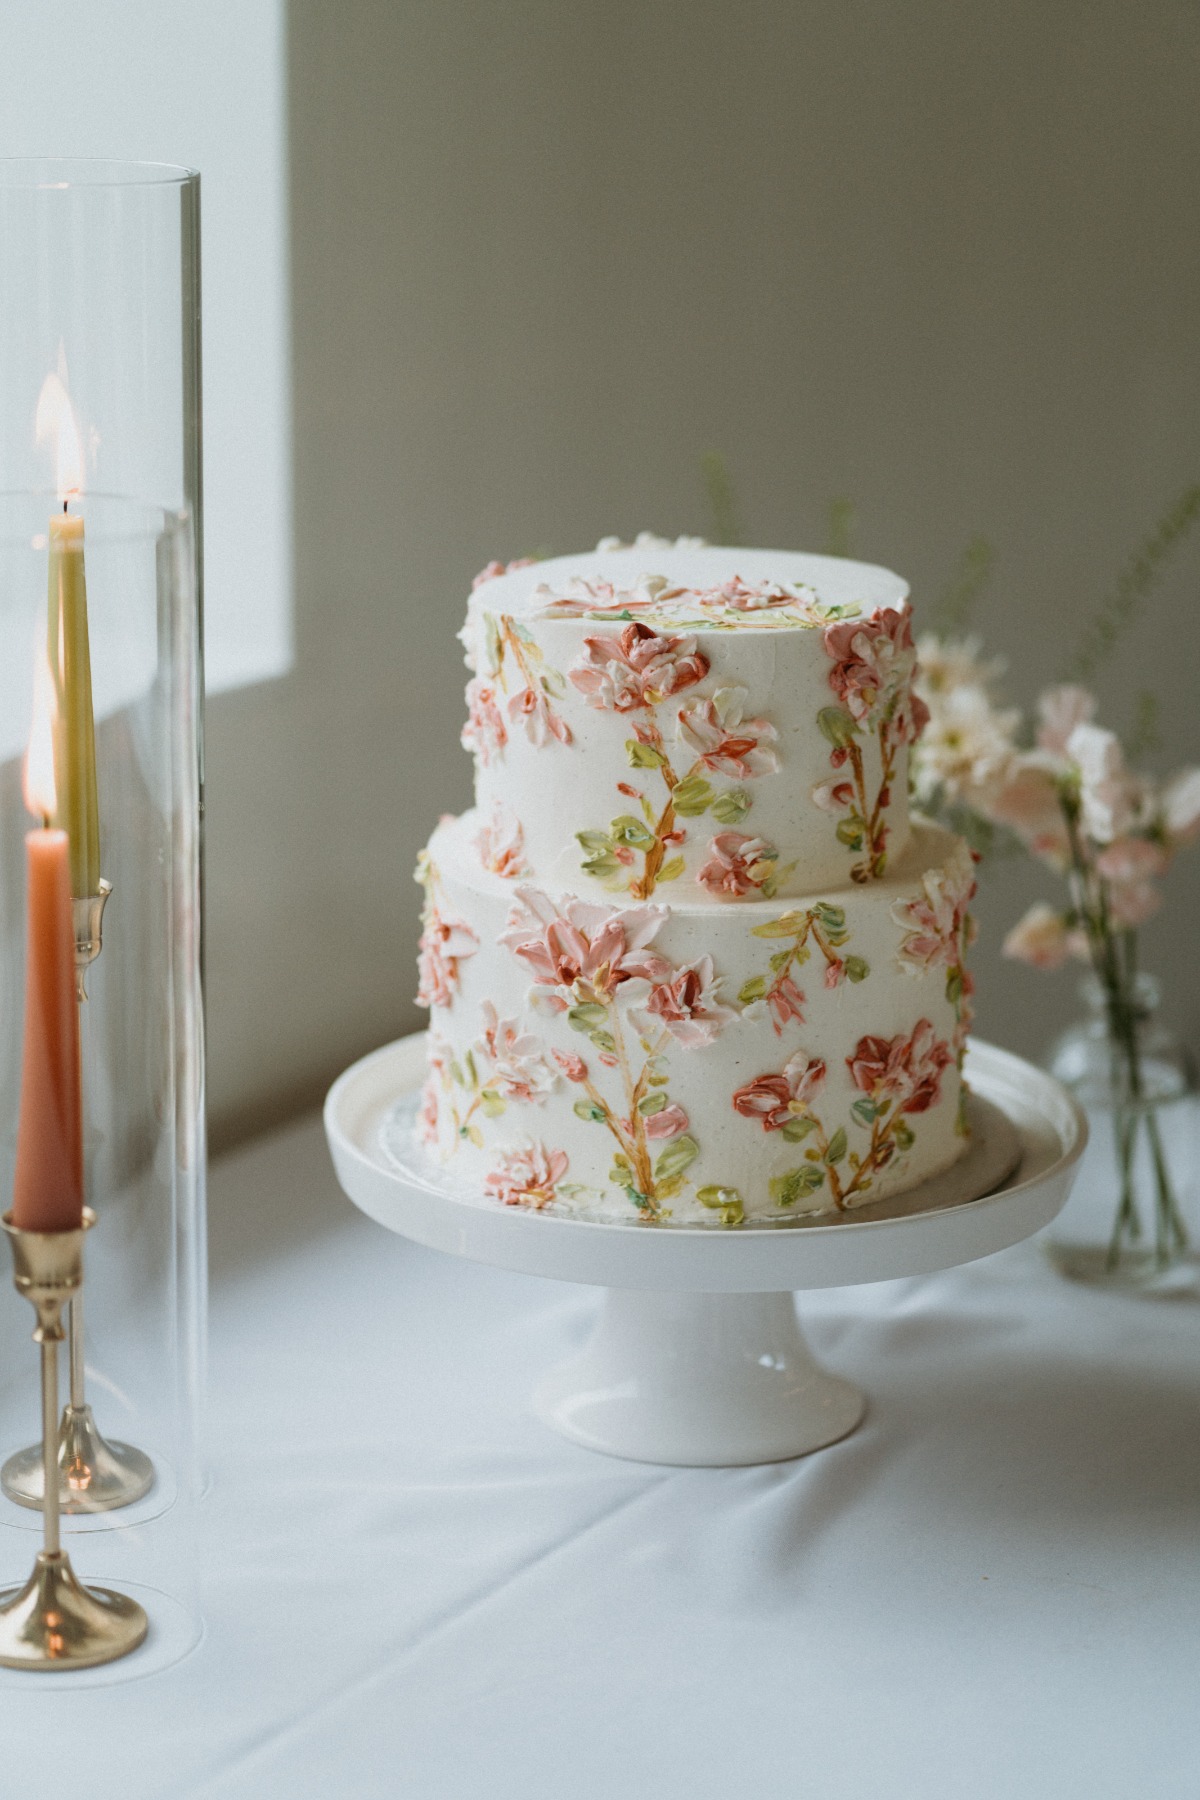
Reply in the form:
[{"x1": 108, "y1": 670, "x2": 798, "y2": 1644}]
[{"x1": 324, "y1": 1033, "x2": 1087, "y2": 1292}]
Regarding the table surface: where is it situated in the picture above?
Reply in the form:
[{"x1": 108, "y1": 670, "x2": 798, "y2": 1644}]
[{"x1": 1, "y1": 1108, "x2": 1197, "y2": 1800}]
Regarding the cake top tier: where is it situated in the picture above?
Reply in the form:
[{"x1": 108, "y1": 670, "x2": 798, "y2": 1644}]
[
  {"x1": 461, "y1": 539, "x2": 925, "y2": 904},
  {"x1": 466, "y1": 538, "x2": 909, "y2": 636}
]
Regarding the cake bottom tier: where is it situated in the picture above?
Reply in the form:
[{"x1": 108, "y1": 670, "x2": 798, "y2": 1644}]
[{"x1": 417, "y1": 812, "x2": 975, "y2": 1225}]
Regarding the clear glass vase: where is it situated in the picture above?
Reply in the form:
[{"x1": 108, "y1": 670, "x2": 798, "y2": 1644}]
[{"x1": 1045, "y1": 974, "x2": 1198, "y2": 1291}]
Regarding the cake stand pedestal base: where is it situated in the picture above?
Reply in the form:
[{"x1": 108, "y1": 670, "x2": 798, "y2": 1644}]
[
  {"x1": 326, "y1": 1035, "x2": 1086, "y2": 1469},
  {"x1": 534, "y1": 1288, "x2": 863, "y2": 1466}
]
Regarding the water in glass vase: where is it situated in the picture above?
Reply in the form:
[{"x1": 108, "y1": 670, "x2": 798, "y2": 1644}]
[{"x1": 1046, "y1": 975, "x2": 1198, "y2": 1291}]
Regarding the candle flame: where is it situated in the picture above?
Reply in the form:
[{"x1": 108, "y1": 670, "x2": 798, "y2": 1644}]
[
  {"x1": 23, "y1": 646, "x2": 58, "y2": 823},
  {"x1": 35, "y1": 352, "x2": 84, "y2": 502}
]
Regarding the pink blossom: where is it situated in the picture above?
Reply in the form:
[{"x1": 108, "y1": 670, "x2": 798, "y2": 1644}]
[
  {"x1": 484, "y1": 1141, "x2": 569, "y2": 1210},
  {"x1": 676, "y1": 687, "x2": 780, "y2": 778},
  {"x1": 823, "y1": 607, "x2": 918, "y2": 728},
  {"x1": 507, "y1": 683, "x2": 572, "y2": 747},
  {"x1": 812, "y1": 777, "x2": 856, "y2": 815},
  {"x1": 824, "y1": 960, "x2": 845, "y2": 990},
  {"x1": 552, "y1": 1049, "x2": 588, "y2": 1082},
  {"x1": 641, "y1": 1102, "x2": 690, "y2": 1141},
  {"x1": 416, "y1": 908, "x2": 479, "y2": 1009},
  {"x1": 693, "y1": 575, "x2": 798, "y2": 612},
  {"x1": 696, "y1": 832, "x2": 778, "y2": 900},
  {"x1": 1106, "y1": 880, "x2": 1162, "y2": 928},
  {"x1": 987, "y1": 758, "x2": 1068, "y2": 862},
  {"x1": 1162, "y1": 767, "x2": 1200, "y2": 846},
  {"x1": 1002, "y1": 902, "x2": 1073, "y2": 971},
  {"x1": 499, "y1": 887, "x2": 668, "y2": 1009},
  {"x1": 477, "y1": 1003, "x2": 558, "y2": 1103},
  {"x1": 732, "y1": 1051, "x2": 827, "y2": 1131},
  {"x1": 472, "y1": 556, "x2": 535, "y2": 590},
  {"x1": 892, "y1": 843, "x2": 978, "y2": 976},
  {"x1": 1036, "y1": 684, "x2": 1097, "y2": 758},
  {"x1": 847, "y1": 1019, "x2": 951, "y2": 1115},
  {"x1": 768, "y1": 976, "x2": 806, "y2": 1034},
  {"x1": 1094, "y1": 837, "x2": 1168, "y2": 885},
  {"x1": 640, "y1": 955, "x2": 737, "y2": 1048},
  {"x1": 418, "y1": 1074, "x2": 439, "y2": 1147},
  {"x1": 462, "y1": 678, "x2": 508, "y2": 765},
  {"x1": 475, "y1": 803, "x2": 527, "y2": 878},
  {"x1": 569, "y1": 622, "x2": 709, "y2": 713},
  {"x1": 534, "y1": 575, "x2": 665, "y2": 618}
]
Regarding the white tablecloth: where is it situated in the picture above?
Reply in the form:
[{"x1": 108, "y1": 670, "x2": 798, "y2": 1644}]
[{"x1": 1, "y1": 1112, "x2": 1196, "y2": 1799}]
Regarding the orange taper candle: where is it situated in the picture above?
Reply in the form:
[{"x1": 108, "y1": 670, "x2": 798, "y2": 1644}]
[{"x1": 11, "y1": 653, "x2": 84, "y2": 1233}]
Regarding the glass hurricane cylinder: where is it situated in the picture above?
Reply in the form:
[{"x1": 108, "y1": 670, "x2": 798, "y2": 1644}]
[{"x1": 0, "y1": 161, "x2": 203, "y2": 1680}]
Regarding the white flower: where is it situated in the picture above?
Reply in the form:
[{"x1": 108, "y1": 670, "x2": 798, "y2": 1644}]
[
  {"x1": 477, "y1": 1003, "x2": 559, "y2": 1104},
  {"x1": 914, "y1": 634, "x2": 1005, "y2": 702},
  {"x1": 1065, "y1": 723, "x2": 1145, "y2": 845},
  {"x1": 1162, "y1": 767, "x2": 1200, "y2": 846},
  {"x1": 910, "y1": 684, "x2": 1019, "y2": 806}
]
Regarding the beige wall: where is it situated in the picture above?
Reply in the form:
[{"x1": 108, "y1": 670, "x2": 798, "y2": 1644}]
[{"x1": 204, "y1": 0, "x2": 1200, "y2": 1148}]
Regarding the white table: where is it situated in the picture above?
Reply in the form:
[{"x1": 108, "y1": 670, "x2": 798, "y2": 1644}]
[{"x1": 0, "y1": 1110, "x2": 1196, "y2": 1798}]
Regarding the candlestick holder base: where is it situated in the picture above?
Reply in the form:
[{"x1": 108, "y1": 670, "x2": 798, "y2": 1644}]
[
  {"x1": 0, "y1": 1548, "x2": 147, "y2": 1671},
  {"x1": 1, "y1": 1407, "x2": 154, "y2": 1513}
]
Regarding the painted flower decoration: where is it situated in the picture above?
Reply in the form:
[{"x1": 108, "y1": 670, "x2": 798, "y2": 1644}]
[
  {"x1": 418, "y1": 1074, "x2": 439, "y2": 1147},
  {"x1": 499, "y1": 886, "x2": 668, "y2": 1010},
  {"x1": 824, "y1": 607, "x2": 920, "y2": 729},
  {"x1": 484, "y1": 1141, "x2": 569, "y2": 1210},
  {"x1": 462, "y1": 677, "x2": 508, "y2": 765},
  {"x1": 477, "y1": 1003, "x2": 559, "y2": 1104},
  {"x1": 696, "y1": 831, "x2": 778, "y2": 900},
  {"x1": 569, "y1": 622, "x2": 709, "y2": 713},
  {"x1": 472, "y1": 556, "x2": 536, "y2": 590},
  {"x1": 693, "y1": 575, "x2": 803, "y2": 612},
  {"x1": 847, "y1": 1019, "x2": 951, "y2": 1115},
  {"x1": 676, "y1": 687, "x2": 780, "y2": 779},
  {"x1": 638, "y1": 955, "x2": 737, "y2": 1048},
  {"x1": 475, "y1": 802, "x2": 527, "y2": 879},
  {"x1": 733, "y1": 1051, "x2": 827, "y2": 1131},
  {"x1": 892, "y1": 842, "x2": 978, "y2": 976},
  {"x1": 508, "y1": 681, "x2": 573, "y2": 748},
  {"x1": 416, "y1": 907, "x2": 479, "y2": 1009}
]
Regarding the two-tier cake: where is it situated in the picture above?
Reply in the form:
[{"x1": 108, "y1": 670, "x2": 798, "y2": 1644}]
[{"x1": 415, "y1": 537, "x2": 976, "y2": 1226}]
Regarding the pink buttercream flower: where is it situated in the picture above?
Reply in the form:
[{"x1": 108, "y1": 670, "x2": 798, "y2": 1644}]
[
  {"x1": 499, "y1": 887, "x2": 668, "y2": 1009},
  {"x1": 552, "y1": 1049, "x2": 588, "y2": 1082},
  {"x1": 477, "y1": 1003, "x2": 559, "y2": 1103},
  {"x1": 417, "y1": 1074, "x2": 439, "y2": 1147},
  {"x1": 767, "y1": 976, "x2": 806, "y2": 1034},
  {"x1": 696, "y1": 832, "x2": 778, "y2": 900},
  {"x1": 475, "y1": 802, "x2": 527, "y2": 878},
  {"x1": 416, "y1": 907, "x2": 479, "y2": 1009},
  {"x1": 732, "y1": 1051, "x2": 827, "y2": 1131},
  {"x1": 484, "y1": 1141, "x2": 569, "y2": 1210},
  {"x1": 892, "y1": 843, "x2": 978, "y2": 976},
  {"x1": 507, "y1": 683, "x2": 572, "y2": 747},
  {"x1": 676, "y1": 687, "x2": 780, "y2": 778},
  {"x1": 569, "y1": 621, "x2": 709, "y2": 713},
  {"x1": 641, "y1": 1102, "x2": 690, "y2": 1141},
  {"x1": 847, "y1": 1019, "x2": 951, "y2": 1115},
  {"x1": 823, "y1": 607, "x2": 918, "y2": 729},
  {"x1": 640, "y1": 955, "x2": 737, "y2": 1048},
  {"x1": 693, "y1": 575, "x2": 799, "y2": 612},
  {"x1": 812, "y1": 777, "x2": 856, "y2": 816},
  {"x1": 472, "y1": 556, "x2": 535, "y2": 590},
  {"x1": 462, "y1": 677, "x2": 508, "y2": 765},
  {"x1": 1002, "y1": 903, "x2": 1075, "y2": 970},
  {"x1": 824, "y1": 959, "x2": 845, "y2": 990}
]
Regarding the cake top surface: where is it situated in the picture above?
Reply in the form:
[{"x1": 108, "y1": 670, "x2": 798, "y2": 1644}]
[{"x1": 469, "y1": 537, "x2": 909, "y2": 634}]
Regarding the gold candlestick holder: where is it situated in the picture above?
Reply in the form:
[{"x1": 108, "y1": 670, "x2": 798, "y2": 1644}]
[
  {"x1": 1, "y1": 881, "x2": 155, "y2": 1516},
  {"x1": 0, "y1": 1210, "x2": 147, "y2": 1670}
]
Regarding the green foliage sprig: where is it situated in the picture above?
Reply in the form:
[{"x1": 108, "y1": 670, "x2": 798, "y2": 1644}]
[{"x1": 1064, "y1": 484, "x2": 1200, "y2": 682}]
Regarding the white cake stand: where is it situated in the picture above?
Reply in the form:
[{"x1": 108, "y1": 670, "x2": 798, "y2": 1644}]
[{"x1": 325, "y1": 1034, "x2": 1086, "y2": 1467}]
